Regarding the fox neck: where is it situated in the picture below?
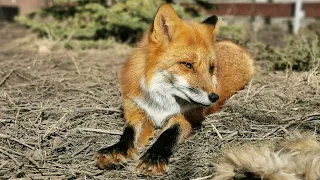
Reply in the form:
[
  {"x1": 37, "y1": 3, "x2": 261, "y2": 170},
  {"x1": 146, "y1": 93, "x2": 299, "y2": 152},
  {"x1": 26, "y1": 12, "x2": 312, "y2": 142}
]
[{"x1": 134, "y1": 71, "x2": 195, "y2": 127}]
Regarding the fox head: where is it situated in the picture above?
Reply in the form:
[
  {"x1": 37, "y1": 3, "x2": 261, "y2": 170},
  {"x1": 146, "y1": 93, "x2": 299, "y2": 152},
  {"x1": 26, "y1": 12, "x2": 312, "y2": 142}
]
[{"x1": 143, "y1": 4, "x2": 219, "y2": 107}]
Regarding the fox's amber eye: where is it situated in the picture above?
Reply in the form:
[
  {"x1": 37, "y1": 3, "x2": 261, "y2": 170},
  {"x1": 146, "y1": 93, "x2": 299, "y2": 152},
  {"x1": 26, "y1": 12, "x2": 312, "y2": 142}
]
[
  {"x1": 180, "y1": 62, "x2": 194, "y2": 70},
  {"x1": 209, "y1": 65, "x2": 214, "y2": 72}
]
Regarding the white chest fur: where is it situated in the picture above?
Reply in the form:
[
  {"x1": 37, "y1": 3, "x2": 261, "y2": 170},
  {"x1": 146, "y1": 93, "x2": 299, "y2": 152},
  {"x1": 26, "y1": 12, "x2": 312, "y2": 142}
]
[{"x1": 134, "y1": 71, "x2": 189, "y2": 127}]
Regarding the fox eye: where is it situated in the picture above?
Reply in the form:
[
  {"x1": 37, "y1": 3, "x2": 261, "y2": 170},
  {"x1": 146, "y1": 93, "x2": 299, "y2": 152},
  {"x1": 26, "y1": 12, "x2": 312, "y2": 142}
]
[
  {"x1": 209, "y1": 65, "x2": 214, "y2": 72},
  {"x1": 180, "y1": 62, "x2": 194, "y2": 70}
]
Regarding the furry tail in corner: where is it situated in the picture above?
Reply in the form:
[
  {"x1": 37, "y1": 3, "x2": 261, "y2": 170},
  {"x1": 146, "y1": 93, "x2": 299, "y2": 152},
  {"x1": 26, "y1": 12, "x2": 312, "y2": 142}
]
[{"x1": 213, "y1": 137, "x2": 320, "y2": 180}]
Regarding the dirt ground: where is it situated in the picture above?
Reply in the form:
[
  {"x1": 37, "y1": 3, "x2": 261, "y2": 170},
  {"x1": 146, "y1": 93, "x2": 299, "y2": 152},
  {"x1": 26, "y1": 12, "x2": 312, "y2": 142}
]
[{"x1": 0, "y1": 23, "x2": 319, "y2": 180}]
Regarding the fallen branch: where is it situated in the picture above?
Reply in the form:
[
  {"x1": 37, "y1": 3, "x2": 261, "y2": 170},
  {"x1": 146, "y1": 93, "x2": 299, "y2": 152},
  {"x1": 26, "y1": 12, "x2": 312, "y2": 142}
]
[
  {"x1": 0, "y1": 69, "x2": 14, "y2": 86},
  {"x1": 71, "y1": 142, "x2": 91, "y2": 157},
  {"x1": 77, "y1": 127, "x2": 122, "y2": 135}
]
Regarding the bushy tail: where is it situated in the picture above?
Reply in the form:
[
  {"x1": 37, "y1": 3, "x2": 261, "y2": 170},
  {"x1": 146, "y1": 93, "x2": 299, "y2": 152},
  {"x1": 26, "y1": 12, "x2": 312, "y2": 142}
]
[{"x1": 213, "y1": 136, "x2": 320, "y2": 180}]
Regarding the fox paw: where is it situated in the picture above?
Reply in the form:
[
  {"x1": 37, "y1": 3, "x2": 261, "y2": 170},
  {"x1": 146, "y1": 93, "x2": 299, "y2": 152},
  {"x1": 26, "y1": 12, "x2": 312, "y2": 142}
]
[
  {"x1": 94, "y1": 143, "x2": 135, "y2": 169},
  {"x1": 136, "y1": 152, "x2": 169, "y2": 176}
]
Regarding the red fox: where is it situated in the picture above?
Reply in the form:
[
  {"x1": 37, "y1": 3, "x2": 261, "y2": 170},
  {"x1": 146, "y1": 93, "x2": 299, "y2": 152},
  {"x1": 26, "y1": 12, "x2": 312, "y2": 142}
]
[{"x1": 95, "y1": 4, "x2": 254, "y2": 175}]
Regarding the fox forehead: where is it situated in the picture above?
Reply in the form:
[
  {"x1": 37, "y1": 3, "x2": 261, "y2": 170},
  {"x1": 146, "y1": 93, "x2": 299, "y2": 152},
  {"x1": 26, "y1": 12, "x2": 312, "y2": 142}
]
[
  {"x1": 164, "y1": 41, "x2": 216, "y2": 66},
  {"x1": 169, "y1": 22, "x2": 216, "y2": 61},
  {"x1": 182, "y1": 21, "x2": 215, "y2": 46}
]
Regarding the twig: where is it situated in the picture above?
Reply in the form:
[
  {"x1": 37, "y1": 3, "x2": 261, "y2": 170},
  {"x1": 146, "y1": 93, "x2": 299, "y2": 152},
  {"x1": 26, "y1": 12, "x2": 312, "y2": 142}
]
[
  {"x1": 0, "y1": 146, "x2": 40, "y2": 168},
  {"x1": 14, "y1": 108, "x2": 20, "y2": 128},
  {"x1": 244, "y1": 79, "x2": 253, "y2": 102},
  {"x1": 224, "y1": 131, "x2": 238, "y2": 139},
  {"x1": 279, "y1": 126, "x2": 290, "y2": 135},
  {"x1": 43, "y1": 112, "x2": 68, "y2": 140},
  {"x1": 1, "y1": 107, "x2": 121, "y2": 113},
  {"x1": 0, "y1": 148, "x2": 20, "y2": 165},
  {"x1": 71, "y1": 142, "x2": 91, "y2": 157},
  {"x1": 77, "y1": 128, "x2": 122, "y2": 135},
  {"x1": 36, "y1": 172, "x2": 65, "y2": 176},
  {"x1": 69, "y1": 55, "x2": 81, "y2": 76},
  {"x1": 16, "y1": 72, "x2": 31, "y2": 81},
  {"x1": 281, "y1": 113, "x2": 320, "y2": 122},
  {"x1": 191, "y1": 175, "x2": 213, "y2": 180},
  {"x1": 250, "y1": 85, "x2": 266, "y2": 98},
  {"x1": 0, "y1": 168, "x2": 15, "y2": 176},
  {"x1": 0, "y1": 119, "x2": 13, "y2": 123},
  {"x1": 0, "y1": 161, "x2": 9, "y2": 169},
  {"x1": 0, "y1": 69, "x2": 14, "y2": 86},
  {"x1": 80, "y1": 107, "x2": 121, "y2": 113},
  {"x1": 281, "y1": 115, "x2": 302, "y2": 122},
  {"x1": 239, "y1": 137, "x2": 283, "y2": 140},
  {"x1": 70, "y1": 169, "x2": 104, "y2": 177},
  {"x1": 262, "y1": 127, "x2": 280, "y2": 138},
  {"x1": 28, "y1": 174, "x2": 65, "y2": 180},
  {"x1": 0, "y1": 133, "x2": 35, "y2": 150},
  {"x1": 212, "y1": 124, "x2": 223, "y2": 140}
]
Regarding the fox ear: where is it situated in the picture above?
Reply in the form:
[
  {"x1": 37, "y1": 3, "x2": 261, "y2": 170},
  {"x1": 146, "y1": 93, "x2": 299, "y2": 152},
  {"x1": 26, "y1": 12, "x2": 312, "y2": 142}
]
[
  {"x1": 150, "y1": 4, "x2": 183, "y2": 43},
  {"x1": 202, "y1": 15, "x2": 219, "y2": 33},
  {"x1": 202, "y1": 15, "x2": 219, "y2": 26}
]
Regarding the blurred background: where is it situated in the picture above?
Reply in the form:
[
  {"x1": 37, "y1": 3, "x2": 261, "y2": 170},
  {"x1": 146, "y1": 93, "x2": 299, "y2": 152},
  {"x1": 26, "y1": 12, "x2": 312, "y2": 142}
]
[{"x1": 0, "y1": 0, "x2": 319, "y2": 71}]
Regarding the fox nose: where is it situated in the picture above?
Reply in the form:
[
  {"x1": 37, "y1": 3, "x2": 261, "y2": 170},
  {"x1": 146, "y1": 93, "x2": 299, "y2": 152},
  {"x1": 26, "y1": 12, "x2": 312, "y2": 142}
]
[{"x1": 208, "y1": 93, "x2": 219, "y2": 103}]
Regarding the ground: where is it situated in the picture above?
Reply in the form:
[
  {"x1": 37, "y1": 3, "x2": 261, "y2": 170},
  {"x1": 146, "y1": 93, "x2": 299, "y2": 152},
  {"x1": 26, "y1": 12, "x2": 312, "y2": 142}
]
[{"x1": 0, "y1": 23, "x2": 319, "y2": 180}]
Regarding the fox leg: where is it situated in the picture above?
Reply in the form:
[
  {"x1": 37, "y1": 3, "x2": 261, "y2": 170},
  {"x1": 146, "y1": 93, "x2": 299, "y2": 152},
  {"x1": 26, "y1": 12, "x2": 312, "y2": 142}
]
[
  {"x1": 137, "y1": 114, "x2": 192, "y2": 175},
  {"x1": 95, "y1": 100, "x2": 154, "y2": 169}
]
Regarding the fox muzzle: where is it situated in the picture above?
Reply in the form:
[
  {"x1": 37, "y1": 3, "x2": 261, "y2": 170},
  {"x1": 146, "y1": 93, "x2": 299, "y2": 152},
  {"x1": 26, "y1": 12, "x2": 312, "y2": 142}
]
[{"x1": 208, "y1": 93, "x2": 219, "y2": 103}]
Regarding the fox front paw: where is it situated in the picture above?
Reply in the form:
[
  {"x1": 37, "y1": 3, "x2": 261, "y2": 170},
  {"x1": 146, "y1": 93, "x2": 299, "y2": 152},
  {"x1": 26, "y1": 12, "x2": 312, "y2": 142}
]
[
  {"x1": 94, "y1": 143, "x2": 136, "y2": 169},
  {"x1": 136, "y1": 152, "x2": 169, "y2": 176}
]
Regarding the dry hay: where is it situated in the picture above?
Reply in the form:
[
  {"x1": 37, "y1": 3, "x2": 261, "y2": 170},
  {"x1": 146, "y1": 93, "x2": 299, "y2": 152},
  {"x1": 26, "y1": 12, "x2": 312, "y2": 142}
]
[{"x1": 0, "y1": 24, "x2": 319, "y2": 180}]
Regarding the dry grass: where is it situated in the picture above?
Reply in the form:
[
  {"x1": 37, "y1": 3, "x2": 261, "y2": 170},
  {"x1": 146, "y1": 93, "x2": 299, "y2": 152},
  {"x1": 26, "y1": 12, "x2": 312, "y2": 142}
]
[{"x1": 0, "y1": 24, "x2": 319, "y2": 180}]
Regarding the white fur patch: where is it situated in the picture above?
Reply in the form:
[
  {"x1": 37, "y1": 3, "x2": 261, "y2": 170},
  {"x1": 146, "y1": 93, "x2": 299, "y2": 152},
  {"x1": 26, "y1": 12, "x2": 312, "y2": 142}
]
[
  {"x1": 173, "y1": 75, "x2": 212, "y2": 106},
  {"x1": 135, "y1": 71, "x2": 183, "y2": 127},
  {"x1": 135, "y1": 71, "x2": 215, "y2": 127},
  {"x1": 135, "y1": 71, "x2": 213, "y2": 127},
  {"x1": 212, "y1": 75, "x2": 218, "y2": 91}
]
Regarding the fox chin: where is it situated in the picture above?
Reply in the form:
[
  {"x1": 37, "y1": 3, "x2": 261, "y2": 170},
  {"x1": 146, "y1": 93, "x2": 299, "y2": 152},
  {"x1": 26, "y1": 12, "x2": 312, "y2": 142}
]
[{"x1": 94, "y1": 3, "x2": 254, "y2": 176}]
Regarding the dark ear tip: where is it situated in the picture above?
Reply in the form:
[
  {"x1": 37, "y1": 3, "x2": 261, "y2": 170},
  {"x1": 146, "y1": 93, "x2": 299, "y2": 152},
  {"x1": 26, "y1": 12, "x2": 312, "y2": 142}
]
[{"x1": 202, "y1": 15, "x2": 219, "y2": 26}]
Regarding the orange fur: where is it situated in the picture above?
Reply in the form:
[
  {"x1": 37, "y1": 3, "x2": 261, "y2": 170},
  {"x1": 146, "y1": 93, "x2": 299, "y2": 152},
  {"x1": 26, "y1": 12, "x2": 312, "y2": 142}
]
[
  {"x1": 95, "y1": 4, "x2": 254, "y2": 175},
  {"x1": 208, "y1": 41, "x2": 254, "y2": 113}
]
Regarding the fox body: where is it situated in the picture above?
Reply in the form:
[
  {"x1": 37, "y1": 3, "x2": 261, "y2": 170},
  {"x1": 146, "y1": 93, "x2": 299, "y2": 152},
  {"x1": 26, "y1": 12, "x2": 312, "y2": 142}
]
[{"x1": 95, "y1": 4, "x2": 254, "y2": 175}]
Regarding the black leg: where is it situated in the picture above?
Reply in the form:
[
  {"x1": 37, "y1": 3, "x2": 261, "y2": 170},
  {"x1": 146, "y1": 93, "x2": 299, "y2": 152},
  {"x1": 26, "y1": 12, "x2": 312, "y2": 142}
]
[
  {"x1": 137, "y1": 124, "x2": 181, "y2": 175},
  {"x1": 95, "y1": 125, "x2": 136, "y2": 169}
]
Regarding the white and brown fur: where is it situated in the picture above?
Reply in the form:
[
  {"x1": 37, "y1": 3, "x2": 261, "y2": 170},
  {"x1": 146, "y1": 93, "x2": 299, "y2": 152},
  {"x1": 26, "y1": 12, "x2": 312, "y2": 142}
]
[{"x1": 213, "y1": 136, "x2": 320, "y2": 180}]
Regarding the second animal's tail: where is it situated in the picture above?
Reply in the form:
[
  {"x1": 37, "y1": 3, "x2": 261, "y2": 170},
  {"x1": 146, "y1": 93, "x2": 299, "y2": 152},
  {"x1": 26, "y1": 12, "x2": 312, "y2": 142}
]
[{"x1": 213, "y1": 136, "x2": 320, "y2": 180}]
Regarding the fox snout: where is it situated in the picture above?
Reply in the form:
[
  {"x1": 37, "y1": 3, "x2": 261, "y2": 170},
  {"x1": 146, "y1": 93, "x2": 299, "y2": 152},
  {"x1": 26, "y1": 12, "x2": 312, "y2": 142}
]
[{"x1": 208, "y1": 93, "x2": 219, "y2": 103}]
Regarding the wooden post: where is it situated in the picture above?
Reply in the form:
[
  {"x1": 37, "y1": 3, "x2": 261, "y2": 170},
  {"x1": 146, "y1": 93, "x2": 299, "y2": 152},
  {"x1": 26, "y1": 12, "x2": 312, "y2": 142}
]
[{"x1": 293, "y1": 0, "x2": 304, "y2": 34}]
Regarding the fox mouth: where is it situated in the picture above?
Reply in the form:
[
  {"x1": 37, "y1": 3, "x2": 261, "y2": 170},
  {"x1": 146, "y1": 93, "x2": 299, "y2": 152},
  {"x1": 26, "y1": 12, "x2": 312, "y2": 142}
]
[
  {"x1": 173, "y1": 84, "x2": 212, "y2": 107},
  {"x1": 187, "y1": 97, "x2": 211, "y2": 107}
]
